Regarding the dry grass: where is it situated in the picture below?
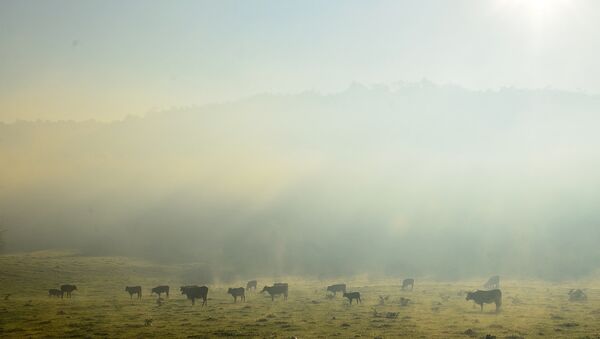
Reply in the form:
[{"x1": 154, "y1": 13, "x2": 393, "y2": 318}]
[{"x1": 1, "y1": 251, "x2": 600, "y2": 338}]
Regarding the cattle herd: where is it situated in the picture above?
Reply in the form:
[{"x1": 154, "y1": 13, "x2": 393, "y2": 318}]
[{"x1": 45, "y1": 275, "x2": 590, "y2": 313}]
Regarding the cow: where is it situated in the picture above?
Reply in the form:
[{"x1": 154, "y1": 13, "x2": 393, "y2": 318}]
[
  {"x1": 60, "y1": 284, "x2": 77, "y2": 298},
  {"x1": 261, "y1": 283, "x2": 288, "y2": 301},
  {"x1": 484, "y1": 275, "x2": 500, "y2": 289},
  {"x1": 327, "y1": 284, "x2": 346, "y2": 296},
  {"x1": 48, "y1": 289, "x2": 63, "y2": 298},
  {"x1": 125, "y1": 286, "x2": 142, "y2": 299},
  {"x1": 465, "y1": 289, "x2": 502, "y2": 312},
  {"x1": 228, "y1": 287, "x2": 245, "y2": 302},
  {"x1": 343, "y1": 291, "x2": 361, "y2": 304},
  {"x1": 181, "y1": 285, "x2": 208, "y2": 306},
  {"x1": 402, "y1": 278, "x2": 414, "y2": 291},
  {"x1": 151, "y1": 285, "x2": 169, "y2": 298},
  {"x1": 246, "y1": 280, "x2": 257, "y2": 291}
]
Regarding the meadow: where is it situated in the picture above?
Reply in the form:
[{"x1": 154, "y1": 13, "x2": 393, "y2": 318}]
[{"x1": 1, "y1": 251, "x2": 599, "y2": 338}]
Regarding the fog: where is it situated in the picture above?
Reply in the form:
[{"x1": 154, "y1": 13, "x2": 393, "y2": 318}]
[{"x1": 2, "y1": 82, "x2": 600, "y2": 281}]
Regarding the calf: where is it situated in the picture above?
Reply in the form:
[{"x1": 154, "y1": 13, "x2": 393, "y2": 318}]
[
  {"x1": 343, "y1": 291, "x2": 361, "y2": 304},
  {"x1": 466, "y1": 289, "x2": 502, "y2": 312},
  {"x1": 151, "y1": 285, "x2": 170, "y2": 298},
  {"x1": 327, "y1": 283, "x2": 346, "y2": 296},
  {"x1": 228, "y1": 287, "x2": 245, "y2": 302},
  {"x1": 181, "y1": 285, "x2": 208, "y2": 306},
  {"x1": 60, "y1": 284, "x2": 77, "y2": 298},
  {"x1": 484, "y1": 275, "x2": 500, "y2": 289},
  {"x1": 402, "y1": 278, "x2": 414, "y2": 291},
  {"x1": 246, "y1": 280, "x2": 257, "y2": 291},
  {"x1": 48, "y1": 289, "x2": 63, "y2": 298},
  {"x1": 125, "y1": 286, "x2": 142, "y2": 299},
  {"x1": 261, "y1": 283, "x2": 288, "y2": 301}
]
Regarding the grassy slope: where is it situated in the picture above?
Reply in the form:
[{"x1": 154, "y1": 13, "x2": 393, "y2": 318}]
[{"x1": 1, "y1": 251, "x2": 599, "y2": 338}]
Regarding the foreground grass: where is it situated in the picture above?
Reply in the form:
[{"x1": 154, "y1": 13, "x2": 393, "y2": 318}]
[{"x1": 1, "y1": 251, "x2": 599, "y2": 338}]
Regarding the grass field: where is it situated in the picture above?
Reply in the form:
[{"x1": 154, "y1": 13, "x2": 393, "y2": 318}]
[{"x1": 1, "y1": 251, "x2": 599, "y2": 338}]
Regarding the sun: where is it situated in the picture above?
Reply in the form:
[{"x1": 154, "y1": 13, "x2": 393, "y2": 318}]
[{"x1": 494, "y1": 0, "x2": 572, "y2": 28}]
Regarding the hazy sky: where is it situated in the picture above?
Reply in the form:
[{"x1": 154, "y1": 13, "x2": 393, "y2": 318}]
[{"x1": 1, "y1": 0, "x2": 599, "y2": 121}]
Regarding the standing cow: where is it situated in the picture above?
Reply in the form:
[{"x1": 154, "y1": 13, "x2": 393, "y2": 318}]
[
  {"x1": 343, "y1": 292, "x2": 361, "y2": 304},
  {"x1": 125, "y1": 286, "x2": 142, "y2": 299},
  {"x1": 327, "y1": 284, "x2": 346, "y2": 296},
  {"x1": 151, "y1": 285, "x2": 170, "y2": 298},
  {"x1": 228, "y1": 287, "x2": 245, "y2": 302},
  {"x1": 466, "y1": 289, "x2": 502, "y2": 312},
  {"x1": 60, "y1": 284, "x2": 77, "y2": 298},
  {"x1": 402, "y1": 279, "x2": 414, "y2": 291},
  {"x1": 181, "y1": 285, "x2": 208, "y2": 306},
  {"x1": 484, "y1": 275, "x2": 500, "y2": 289},
  {"x1": 261, "y1": 283, "x2": 288, "y2": 301},
  {"x1": 246, "y1": 280, "x2": 257, "y2": 291}
]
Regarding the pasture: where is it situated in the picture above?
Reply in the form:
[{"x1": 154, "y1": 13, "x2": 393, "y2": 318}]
[{"x1": 1, "y1": 251, "x2": 599, "y2": 338}]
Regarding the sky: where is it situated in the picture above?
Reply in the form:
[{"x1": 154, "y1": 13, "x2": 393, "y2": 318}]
[{"x1": 1, "y1": 0, "x2": 599, "y2": 122}]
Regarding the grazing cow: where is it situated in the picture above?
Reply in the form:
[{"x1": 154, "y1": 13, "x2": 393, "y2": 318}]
[
  {"x1": 181, "y1": 285, "x2": 208, "y2": 306},
  {"x1": 48, "y1": 289, "x2": 63, "y2": 298},
  {"x1": 484, "y1": 275, "x2": 500, "y2": 289},
  {"x1": 125, "y1": 286, "x2": 142, "y2": 299},
  {"x1": 60, "y1": 284, "x2": 77, "y2": 298},
  {"x1": 151, "y1": 285, "x2": 169, "y2": 298},
  {"x1": 228, "y1": 287, "x2": 245, "y2": 302},
  {"x1": 465, "y1": 289, "x2": 502, "y2": 312},
  {"x1": 343, "y1": 292, "x2": 361, "y2": 304},
  {"x1": 246, "y1": 280, "x2": 257, "y2": 291},
  {"x1": 568, "y1": 289, "x2": 587, "y2": 302},
  {"x1": 327, "y1": 284, "x2": 346, "y2": 296},
  {"x1": 402, "y1": 278, "x2": 414, "y2": 291},
  {"x1": 261, "y1": 283, "x2": 288, "y2": 301}
]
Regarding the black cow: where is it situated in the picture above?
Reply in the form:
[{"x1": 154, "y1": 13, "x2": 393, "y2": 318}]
[
  {"x1": 125, "y1": 286, "x2": 142, "y2": 299},
  {"x1": 466, "y1": 289, "x2": 502, "y2": 312},
  {"x1": 484, "y1": 275, "x2": 500, "y2": 289},
  {"x1": 343, "y1": 291, "x2": 361, "y2": 304},
  {"x1": 151, "y1": 285, "x2": 169, "y2": 298},
  {"x1": 261, "y1": 283, "x2": 288, "y2": 301},
  {"x1": 228, "y1": 287, "x2": 245, "y2": 302},
  {"x1": 402, "y1": 278, "x2": 414, "y2": 291},
  {"x1": 48, "y1": 289, "x2": 63, "y2": 298},
  {"x1": 60, "y1": 284, "x2": 77, "y2": 298},
  {"x1": 327, "y1": 284, "x2": 346, "y2": 296},
  {"x1": 181, "y1": 285, "x2": 208, "y2": 306},
  {"x1": 246, "y1": 280, "x2": 257, "y2": 291}
]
